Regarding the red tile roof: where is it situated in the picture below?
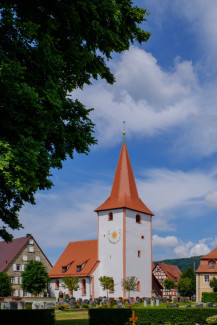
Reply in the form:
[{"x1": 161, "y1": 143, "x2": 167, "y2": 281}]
[
  {"x1": 196, "y1": 247, "x2": 217, "y2": 273},
  {"x1": 157, "y1": 263, "x2": 181, "y2": 281},
  {"x1": 95, "y1": 143, "x2": 154, "y2": 215},
  {"x1": 49, "y1": 240, "x2": 99, "y2": 278},
  {"x1": 0, "y1": 235, "x2": 31, "y2": 271}
]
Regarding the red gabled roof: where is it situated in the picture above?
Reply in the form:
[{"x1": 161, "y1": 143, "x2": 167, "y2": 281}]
[
  {"x1": 156, "y1": 263, "x2": 181, "y2": 281},
  {"x1": 0, "y1": 235, "x2": 31, "y2": 271},
  {"x1": 49, "y1": 240, "x2": 99, "y2": 278},
  {"x1": 95, "y1": 142, "x2": 154, "y2": 215},
  {"x1": 201, "y1": 247, "x2": 217, "y2": 260}
]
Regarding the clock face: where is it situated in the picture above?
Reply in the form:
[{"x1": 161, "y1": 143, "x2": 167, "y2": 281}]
[{"x1": 107, "y1": 229, "x2": 121, "y2": 244}]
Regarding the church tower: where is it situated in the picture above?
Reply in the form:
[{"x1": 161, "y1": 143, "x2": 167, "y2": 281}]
[{"x1": 95, "y1": 141, "x2": 154, "y2": 298}]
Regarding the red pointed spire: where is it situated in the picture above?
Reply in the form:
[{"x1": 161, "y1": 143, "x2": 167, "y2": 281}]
[{"x1": 95, "y1": 143, "x2": 154, "y2": 215}]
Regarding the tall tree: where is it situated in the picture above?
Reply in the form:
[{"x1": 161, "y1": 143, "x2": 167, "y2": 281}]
[
  {"x1": 179, "y1": 266, "x2": 196, "y2": 298},
  {"x1": 21, "y1": 260, "x2": 50, "y2": 295},
  {"x1": 62, "y1": 277, "x2": 80, "y2": 297},
  {"x1": 99, "y1": 276, "x2": 114, "y2": 298},
  {"x1": 0, "y1": 272, "x2": 13, "y2": 297},
  {"x1": 121, "y1": 276, "x2": 137, "y2": 297},
  {"x1": 0, "y1": 1, "x2": 150, "y2": 241}
]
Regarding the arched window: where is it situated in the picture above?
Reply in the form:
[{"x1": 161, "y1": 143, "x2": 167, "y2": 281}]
[
  {"x1": 136, "y1": 214, "x2": 141, "y2": 224},
  {"x1": 209, "y1": 261, "x2": 215, "y2": 269},
  {"x1": 138, "y1": 250, "x2": 141, "y2": 258},
  {"x1": 137, "y1": 281, "x2": 140, "y2": 292},
  {"x1": 55, "y1": 279, "x2": 59, "y2": 290},
  {"x1": 81, "y1": 278, "x2": 86, "y2": 295},
  {"x1": 108, "y1": 212, "x2": 113, "y2": 221}
]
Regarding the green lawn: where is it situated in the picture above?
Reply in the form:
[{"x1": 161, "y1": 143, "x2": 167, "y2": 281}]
[{"x1": 55, "y1": 311, "x2": 89, "y2": 325}]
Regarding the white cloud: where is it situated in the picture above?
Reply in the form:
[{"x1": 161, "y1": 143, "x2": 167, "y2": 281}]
[
  {"x1": 152, "y1": 234, "x2": 179, "y2": 248},
  {"x1": 206, "y1": 190, "x2": 217, "y2": 209},
  {"x1": 174, "y1": 239, "x2": 210, "y2": 258}
]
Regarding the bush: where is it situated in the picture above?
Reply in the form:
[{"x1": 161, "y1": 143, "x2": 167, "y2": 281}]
[
  {"x1": 202, "y1": 292, "x2": 217, "y2": 303},
  {"x1": 89, "y1": 308, "x2": 217, "y2": 325},
  {"x1": 82, "y1": 304, "x2": 89, "y2": 309},
  {"x1": 0, "y1": 310, "x2": 54, "y2": 325}
]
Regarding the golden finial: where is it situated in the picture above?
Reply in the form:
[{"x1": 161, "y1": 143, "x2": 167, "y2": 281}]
[{"x1": 123, "y1": 121, "x2": 126, "y2": 142}]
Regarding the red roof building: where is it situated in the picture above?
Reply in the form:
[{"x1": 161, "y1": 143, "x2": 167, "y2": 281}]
[
  {"x1": 153, "y1": 263, "x2": 181, "y2": 297},
  {"x1": 196, "y1": 247, "x2": 217, "y2": 302}
]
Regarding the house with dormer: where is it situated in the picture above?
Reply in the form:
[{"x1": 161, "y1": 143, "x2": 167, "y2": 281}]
[
  {"x1": 49, "y1": 141, "x2": 154, "y2": 299},
  {"x1": 196, "y1": 247, "x2": 217, "y2": 302}
]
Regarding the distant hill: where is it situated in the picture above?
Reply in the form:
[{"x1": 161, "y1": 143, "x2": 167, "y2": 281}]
[{"x1": 154, "y1": 256, "x2": 202, "y2": 272}]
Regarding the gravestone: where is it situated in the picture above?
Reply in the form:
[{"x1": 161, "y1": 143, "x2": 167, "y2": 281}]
[
  {"x1": 172, "y1": 304, "x2": 179, "y2": 308},
  {"x1": 137, "y1": 298, "x2": 142, "y2": 303},
  {"x1": 69, "y1": 299, "x2": 76, "y2": 309},
  {"x1": 144, "y1": 299, "x2": 147, "y2": 307},
  {"x1": 130, "y1": 298, "x2": 134, "y2": 304},
  {"x1": 84, "y1": 299, "x2": 89, "y2": 304},
  {"x1": 10, "y1": 302, "x2": 17, "y2": 310},
  {"x1": 151, "y1": 298, "x2": 154, "y2": 307},
  {"x1": 174, "y1": 298, "x2": 178, "y2": 303},
  {"x1": 117, "y1": 301, "x2": 122, "y2": 308},
  {"x1": 124, "y1": 299, "x2": 129, "y2": 304},
  {"x1": 163, "y1": 297, "x2": 167, "y2": 303},
  {"x1": 180, "y1": 297, "x2": 184, "y2": 303},
  {"x1": 78, "y1": 298, "x2": 83, "y2": 306},
  {"x1": 18, "y1": 301, "x2": 24, "y2": 309},
  {"x1": 45, "y1": 302, "x2": 56, "y2": 309},
  {"x1": 156, "y1": 298, "x2": 160, "y2": 307},
  {"x1": 108, "y1": 298, "x2": 114, "y2": 307},
  {"x1": 1, "y1": 303, "x2": 10, "y2": 309},
  {"x1": 206, "y1": 302, "x2": 213, "y2": 307},
  {"x1": 32, "y1": 302, "x2": 40, "y2": 309},
  {"x1": 100, "y1": 300, "x2": 104, "y2": 307},
  {"x1": 186, "y1": 305, "x2": 191, "y2": 308},
  {"x1": 196, "y1": 303, "x2": 203, "y2": 308}
]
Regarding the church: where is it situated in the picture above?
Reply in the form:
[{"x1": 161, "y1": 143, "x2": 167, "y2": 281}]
[{"x1": 49, "y1": 140, "x2": 154, "y2": 299}]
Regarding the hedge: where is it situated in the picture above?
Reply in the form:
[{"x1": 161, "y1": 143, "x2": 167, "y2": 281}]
[
  {"x1": 0, "y1": 309, "x2": 55, "y2": 325},
  {"x1": 89, "y1": 308, "x2": 217, "y2": 325},
  {"x1": 202, "y1": 292, "x2": 217, "y2": 303}
]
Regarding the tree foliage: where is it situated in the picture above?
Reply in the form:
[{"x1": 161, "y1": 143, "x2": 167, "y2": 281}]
[
  {"x1": 163, "y1": 278, "x2": 175, "y2": 290},
  {"x1": 210, "y1": 277, "x2": 217, "y2": 292},
  {"x1": 178, "y1": 266, "x2": 196, "y2": 298},
  {"x1": 21, "y1": 260, "x2": 49, "y2": 295},
  {"x1": 0, "y1": 272, "x2": 13, "y2": 296},
  {"x1": 62, "y1": 276, "x2": 80, "y2": 297},
  {"x1": 99, "y1": 276, "x2": 114, "y2": 298},
  {"x1": 121, "y1": 276, "x2": 137, "y2": 297},
  {"x1": 0, "y1": 0, "x2": 150, "y2": 241}
]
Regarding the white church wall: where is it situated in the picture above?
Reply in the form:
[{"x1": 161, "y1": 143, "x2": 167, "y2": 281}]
[
  {"x1": 125, "y1": 209, "x2": 152, "y2": 298},
  {"x1": 98, "y1": 209, "x2": 124, "y2": 297}
]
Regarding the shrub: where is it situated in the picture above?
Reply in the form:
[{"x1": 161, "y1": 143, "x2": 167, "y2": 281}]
[
  {"x1": 82, "y1": 304, "x2": 89, "y2": 309},
  {"x1": 202, "y1": 292, "x2": 217, "y2": 303},
  {"x1": 89, "y1": 308, "x2": 217, "y2": 325},
  {"x1": 0, "y1": 310, "x2": 54, "y2": 325}
]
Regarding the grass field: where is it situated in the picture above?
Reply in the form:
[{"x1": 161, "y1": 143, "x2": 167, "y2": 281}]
[{"x1": 55, "y1": 311, "x2": 89, "y2": 325}]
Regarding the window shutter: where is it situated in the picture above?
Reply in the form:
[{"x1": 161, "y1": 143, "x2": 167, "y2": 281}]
[
  {"x1": 21, "y1": 265, "x2": 25, "y2": 271},
  {"x1": 20, "y1": 290, "x2": 23, "y2": 297},
  {"x1": 13, "y1": 264, "x2": 16, "y2": 271}
]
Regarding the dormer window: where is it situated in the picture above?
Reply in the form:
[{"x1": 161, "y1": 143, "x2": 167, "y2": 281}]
[
  {"x1": 62, "y1": 262, "x2": 73, "y2": 273},
  {"x1": 108, "y1": 212, "x2": 113, "y2": 221},
  {"x1": 136, "y1": 214, "x2": 141, "y2": 224},
  {"x1": 77, "y1": 261, "x2": 87, "y2": 272},
  {"x1": 209, "y1": 261, "x2": 215, "y2": 269}
]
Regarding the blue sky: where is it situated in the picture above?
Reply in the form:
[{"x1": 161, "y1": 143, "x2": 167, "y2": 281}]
[{"x1": 12, "y1": 1, "x2": 217, "y2": 265}]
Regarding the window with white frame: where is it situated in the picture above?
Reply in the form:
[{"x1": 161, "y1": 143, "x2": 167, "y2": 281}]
[
  {"x1": 29, "y1": 246, "x2": 34, "y2": 253},
  {"x1": 29, "y1": 238, "x2": 34, "y2": 244},
  {"x1": 35, "y1": 256, "x2": 40, "y2": 261},
  {"x1": 14, "y1": 277, "x2": 19, "y2": 284},
  {"x1": 11, "y1": 277, "x2": 14, "y2": 284},
  {"x1": 204, "y1": 274, "x2": 210, "y2": 282},
  {"x1": 13, "y1": 264, "x2": 21, "y2": 271},
  {"x1": 23, "y1": 255, "x2": 28, "y2": 261}
]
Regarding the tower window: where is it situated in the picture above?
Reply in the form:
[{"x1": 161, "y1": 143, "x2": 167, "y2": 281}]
[
  {"x1": 141, "y1": 235, "x2": 144, "y2": 239},
  {"x1": 136, "y1": 214, "x2": 141, "y2": 224},
  {"x1": 137, "y1": 281, "x2": 140, "y2": 292},
  {"x1": 138, "y1": 250, "x2": 141, "y2": 258},
  {"x1": 108, "y1": 212, "x2": 113, "y2": 221}
]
